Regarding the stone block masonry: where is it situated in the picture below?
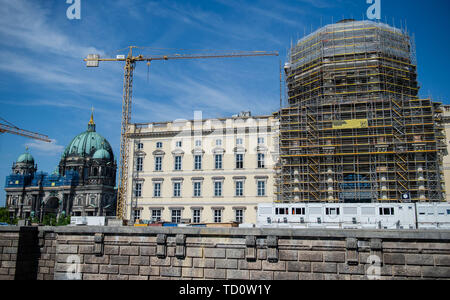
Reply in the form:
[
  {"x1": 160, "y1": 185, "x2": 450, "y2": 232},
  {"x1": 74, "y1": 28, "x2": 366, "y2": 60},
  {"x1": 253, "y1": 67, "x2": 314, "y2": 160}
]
[{"x1": 0, "y1": 226, "x2": 450, "y2": 280}]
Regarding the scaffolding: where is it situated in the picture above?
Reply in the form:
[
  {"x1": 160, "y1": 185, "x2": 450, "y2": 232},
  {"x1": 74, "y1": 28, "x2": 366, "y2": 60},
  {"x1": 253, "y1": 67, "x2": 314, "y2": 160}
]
[{"x1": 276, "y1": 20, "x2": 446, "y2": 203}]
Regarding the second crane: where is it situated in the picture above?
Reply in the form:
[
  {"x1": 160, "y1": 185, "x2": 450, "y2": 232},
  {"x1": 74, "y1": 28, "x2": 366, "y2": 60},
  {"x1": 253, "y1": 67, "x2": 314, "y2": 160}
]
[{"x1": 84, "y1": 46, "x2": 279, "y2": 221}]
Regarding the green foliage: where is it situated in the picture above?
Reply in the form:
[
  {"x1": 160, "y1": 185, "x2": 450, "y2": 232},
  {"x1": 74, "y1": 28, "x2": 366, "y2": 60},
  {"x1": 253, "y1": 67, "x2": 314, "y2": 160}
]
[
  {"x1": 0, "y1": 207, "x2": 16, "y2": 225},
  {"x1": 29, "y1": 216, "x2": 40, "y2": 224},
  {"x1": 0, "y1": 207, "x2": 71, "y2": 226},
  {"x1": 0, "y1": 207, "x2": 10, "y2": 223},
  {"x1": 42, "y1": 214, "x2": 57, "y2": 226},
  {"x1": 57, "y1": 216, "x2": 71, "y2": 226}
]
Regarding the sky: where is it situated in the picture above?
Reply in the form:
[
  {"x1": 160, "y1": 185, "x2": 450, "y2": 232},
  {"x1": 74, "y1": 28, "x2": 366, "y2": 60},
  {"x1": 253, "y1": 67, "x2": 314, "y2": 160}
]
[{"x1": 0, "y1": 0, "x2": 449, "y2": 206}]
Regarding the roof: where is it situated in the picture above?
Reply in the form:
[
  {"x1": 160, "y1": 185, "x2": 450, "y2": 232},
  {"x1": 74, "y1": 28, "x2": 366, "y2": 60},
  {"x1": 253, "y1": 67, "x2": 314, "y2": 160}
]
[
  {"x1": 61, "y1": 113, "x2": 113, "y2": 160},
  {"x1": 17, "y1": 149, "x2": 34, "y2": 164}
]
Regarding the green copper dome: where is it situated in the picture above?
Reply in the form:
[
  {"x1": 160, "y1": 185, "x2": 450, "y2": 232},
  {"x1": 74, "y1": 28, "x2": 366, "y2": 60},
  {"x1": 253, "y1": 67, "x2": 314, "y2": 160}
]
[
  {"x1": 17, "y1": 148, "x2": 34, "y2": 164},
  {"x1": 93, "y1": 148, "x2": 111, "y2": 160},
  {"x1": 62, "y1": 112, "x2": 114, "y2": 160}
]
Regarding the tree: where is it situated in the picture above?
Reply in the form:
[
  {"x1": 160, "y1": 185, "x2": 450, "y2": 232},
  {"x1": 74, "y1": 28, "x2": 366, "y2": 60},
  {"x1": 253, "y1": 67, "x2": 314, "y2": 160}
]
[{"x1": 0, "y1": 207, "x2": 16, "y2": 225}]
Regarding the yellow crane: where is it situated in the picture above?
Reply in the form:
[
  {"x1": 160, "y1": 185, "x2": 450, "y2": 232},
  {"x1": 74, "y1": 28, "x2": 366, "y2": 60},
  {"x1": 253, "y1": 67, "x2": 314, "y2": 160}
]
[
  {"x1": 0, "y1": 117, "x2": 51, "y2": 143},
  {"x1": 84, "y1": 46, "x2": 279, "y2": 221}
]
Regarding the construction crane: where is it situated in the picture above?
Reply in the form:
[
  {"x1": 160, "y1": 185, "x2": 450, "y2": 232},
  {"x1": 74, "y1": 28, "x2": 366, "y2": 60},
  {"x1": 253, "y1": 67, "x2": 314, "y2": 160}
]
[
  {"x1": 84, "y1": 46, "x2": 279, "y2": 221},
  {"x1": 0, "y1": 117, "x2": 51, "y2": 143}
]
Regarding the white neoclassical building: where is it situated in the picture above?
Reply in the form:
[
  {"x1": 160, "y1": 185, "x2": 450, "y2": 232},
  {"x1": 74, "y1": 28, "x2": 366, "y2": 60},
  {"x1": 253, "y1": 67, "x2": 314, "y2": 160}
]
[
  {"x1": 125, "y1": 111, "x2": 279, "y2": 225},
  {"x1": 442, "y1": 105, "x2": 450, "y2": 202}
]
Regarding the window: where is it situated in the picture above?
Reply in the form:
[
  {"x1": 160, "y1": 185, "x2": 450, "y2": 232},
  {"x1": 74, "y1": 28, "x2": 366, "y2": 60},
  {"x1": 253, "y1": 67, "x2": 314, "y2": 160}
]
[
  {"x1": 236, "y1": 154, "x2": 244, "y2": 169},
  {"x1": 258, "y1": 137, "x2": 265, "y2": 144},
  {"x1": 135, "y1": 183, "x2": 142, "y2": 197},
  {"x1": 136, "y1": 157, "x2": 143, "y2": 171},
  {"x1": 214, "y1": 181, "x2": 222, "y2": 197},
  {"x1": 379, "y1": 207, "x2": 395, "y2": 216},
  {"x1": 171, "y1": 210, "x2": 182, "y2": 224},
  {"x1": 235, "y1": 181, "x2": 244, "y2": 197},
  {"x1": 257, "y1": 180, "x2": 266, "y2": 196},
  {"x1": 133, "y1": 210, "x2": 141, "y2": 221},
  {"x1": 236, "y1": 138, "x2": 243, "y2": 145},
  {"x1": 195, "y1": 140, "x2": 202, "y2": 147},
  {"x1": 154, "y1": 183, "x2": 161, "y2": 197},
  {"x1": 174, "y1": 156, "x2": 182, "y2": 171},
  {"x1": 137, "y1": 143, "x2": 144, "y2": 150},
  {"x1": 235, "y1": 209, "x2": 244, "y2": 224},
  {"x1": 326, "y1": 208, "x2": 340, "y2": 215},
  {"x1": 292, "y1": 207, "x2": 305, "y2": 215},
  {"x1": 176, "y1": 141, "x2": 182, "y2": 148},
  {"x1": 173, "y1": 182, "x2": 181, "y2": 197},
  {"x1": 215, "y1": 154, "x2": 223, "y2": 169},
  {"x1": 257, "y1": 153, "x2": 265, "y2": 168},
  {"x1": 194, "y1": 155, "x2": 202, "y2": 170},
  {"x1": 216, "y1": 139, "x2": 222, "y2": 146},
  {"x1": 151, "y1": 210, "x2": 161, "y2": 222},
  {"x1": 194, "y1": 182, "x2": 202, "y2": 197},
  {"x1": 156, "y1": 142, "x2": 163, "y2": 148},
  {"x1": 275, "y1": 208, "x2": 288, "y2": 215},
  {"x1": 214, "y1": 210, "x2": 222, "y2": 223},
  {"x1": 155, "y1": 156, "x2": 162, "y2": 171},
  {"x1": 192, "y1": 209, "x2": 201, "y2": 224}
]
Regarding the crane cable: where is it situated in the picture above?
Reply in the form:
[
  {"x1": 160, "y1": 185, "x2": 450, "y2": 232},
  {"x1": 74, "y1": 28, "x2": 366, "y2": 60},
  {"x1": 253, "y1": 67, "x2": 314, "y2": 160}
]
[{"x1": 0, "y1": 117, "x2": 19, "y2": 129}]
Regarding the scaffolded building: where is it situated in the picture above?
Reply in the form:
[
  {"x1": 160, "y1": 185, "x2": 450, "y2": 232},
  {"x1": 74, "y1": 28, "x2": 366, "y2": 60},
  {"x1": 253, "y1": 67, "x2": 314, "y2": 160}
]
[{"x1": 277, "y1": 20, "x2": 446, "y2": 203}]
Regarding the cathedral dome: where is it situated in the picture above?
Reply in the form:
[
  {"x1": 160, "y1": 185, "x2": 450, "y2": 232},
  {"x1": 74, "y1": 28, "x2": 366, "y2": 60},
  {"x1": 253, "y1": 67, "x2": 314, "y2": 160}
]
[
  {"x1": 61, "y1": 112, "x2": 114, "y2": 161},
  {"x1": 93, "y1": 148, "x2": 111, "y2": 160},
  {"x1": 17, "y1": 149, "x2": 34, "y2": 164}
]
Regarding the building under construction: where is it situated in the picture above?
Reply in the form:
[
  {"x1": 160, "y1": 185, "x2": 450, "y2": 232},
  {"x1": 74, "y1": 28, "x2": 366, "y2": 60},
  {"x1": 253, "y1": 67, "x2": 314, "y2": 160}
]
[{"x1": 277, "y1": 20, "x2": 446, "y2": 203}]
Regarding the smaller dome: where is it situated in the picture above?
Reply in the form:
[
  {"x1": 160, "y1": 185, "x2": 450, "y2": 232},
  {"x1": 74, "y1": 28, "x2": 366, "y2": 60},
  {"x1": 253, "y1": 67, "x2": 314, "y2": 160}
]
[
  {"x1": 17, "y1": 149, "x2": 34, "y2": 164},
  {"x1": 93, "y1": 149, "x2": 111, "y2": 160}
]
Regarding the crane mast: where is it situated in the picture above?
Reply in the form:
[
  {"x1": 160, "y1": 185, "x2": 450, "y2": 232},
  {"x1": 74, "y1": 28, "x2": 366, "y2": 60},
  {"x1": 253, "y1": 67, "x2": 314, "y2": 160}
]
[
  {"x1": 118, "y1": 50, "x2": 135, "y2": 222},
  {"x1": 85, "y1": 46, "x2": 279, "y2": 221}
]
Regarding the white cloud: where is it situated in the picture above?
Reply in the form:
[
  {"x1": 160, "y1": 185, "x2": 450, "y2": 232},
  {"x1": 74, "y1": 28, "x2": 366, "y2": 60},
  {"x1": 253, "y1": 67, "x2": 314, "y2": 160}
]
[
  {"x1": 25, "y1": 139, "x2": 65, "y2": 156},
  {"x1": 0, "y1": 0, "x2": 104, "y2": 58}
]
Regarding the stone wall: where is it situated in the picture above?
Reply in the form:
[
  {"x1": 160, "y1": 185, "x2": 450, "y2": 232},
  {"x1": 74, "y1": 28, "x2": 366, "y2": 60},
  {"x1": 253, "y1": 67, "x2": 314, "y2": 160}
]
[{"x1": 1, "y1": 226, "x2": 450, "y2": 280}]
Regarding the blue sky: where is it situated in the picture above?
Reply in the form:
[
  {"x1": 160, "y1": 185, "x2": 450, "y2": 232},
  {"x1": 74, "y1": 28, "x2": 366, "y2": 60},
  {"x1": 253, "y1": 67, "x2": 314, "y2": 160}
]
[{"x1": 1, "y1": 0, "x2": 449, "y2": 206}]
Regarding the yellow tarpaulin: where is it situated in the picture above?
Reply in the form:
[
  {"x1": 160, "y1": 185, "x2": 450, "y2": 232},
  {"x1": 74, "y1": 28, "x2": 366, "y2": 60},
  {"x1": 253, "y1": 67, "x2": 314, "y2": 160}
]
[{"x1": 332, "y1": 119, "x2": 368, "y2": 129}]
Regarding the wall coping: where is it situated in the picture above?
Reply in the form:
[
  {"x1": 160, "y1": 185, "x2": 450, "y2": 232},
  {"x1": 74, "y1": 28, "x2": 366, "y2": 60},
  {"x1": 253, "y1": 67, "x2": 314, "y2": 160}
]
[{"x1": 1, "y1": 226, "x2": 450, "y2": 241}]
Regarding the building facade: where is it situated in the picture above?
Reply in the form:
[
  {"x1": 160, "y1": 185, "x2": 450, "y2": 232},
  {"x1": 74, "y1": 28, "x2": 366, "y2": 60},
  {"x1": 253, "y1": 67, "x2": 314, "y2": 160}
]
[
  {"x1": 126, "y1": 112, "x2": 279, "y2": 225},
  {"x1": 442, "y1": 105, "x2": 450, "y2": 202},
  {"x1": 4, "y1": 113, "x2": 117, "y2": 220},
  {"x1": 277, "y1": 20, "x2": 446, "y2": 203}
]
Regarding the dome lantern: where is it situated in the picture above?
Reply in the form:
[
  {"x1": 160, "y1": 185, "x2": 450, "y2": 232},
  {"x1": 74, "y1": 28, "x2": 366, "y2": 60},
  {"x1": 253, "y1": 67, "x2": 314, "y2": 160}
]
[{"x1": 87, "y1": 107, "x2": 96, "y2": 132}]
